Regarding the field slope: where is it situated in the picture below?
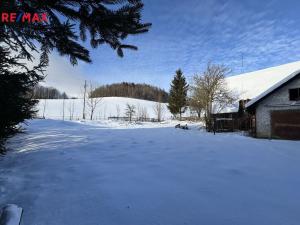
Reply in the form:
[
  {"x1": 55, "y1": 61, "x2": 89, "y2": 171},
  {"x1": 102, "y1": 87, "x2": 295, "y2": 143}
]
[{"x1": 36, "y1": 97, "x2": 174, "y2": 120}]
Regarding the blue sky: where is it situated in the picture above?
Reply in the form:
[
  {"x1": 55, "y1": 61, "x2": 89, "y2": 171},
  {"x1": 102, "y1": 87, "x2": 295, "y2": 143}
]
[{"x1": 45, "y1": 0, "x2": 300, "y2": 96}]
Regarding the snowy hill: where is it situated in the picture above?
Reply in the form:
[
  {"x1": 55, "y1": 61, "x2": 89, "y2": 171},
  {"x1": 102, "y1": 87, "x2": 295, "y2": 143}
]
[{"x1": 36, "y1": 97, "x2": 174, "y2": 120}]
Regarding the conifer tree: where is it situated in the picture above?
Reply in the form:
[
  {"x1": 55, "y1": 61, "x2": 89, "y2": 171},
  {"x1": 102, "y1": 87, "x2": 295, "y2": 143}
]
[
  {"x1": 0, "y1": 0, "x2": 151, "y2": 150},
  {"x1": 0, "y1": 47, "x2": 43, "y2": 152},
  {"x1": 168, "y1": 69, "x2": 189, "y2": 120}
]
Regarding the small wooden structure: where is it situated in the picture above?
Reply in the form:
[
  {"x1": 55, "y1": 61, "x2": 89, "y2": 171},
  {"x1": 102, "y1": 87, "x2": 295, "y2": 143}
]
[
  {"x1": 212, "y1": 112, "x2": 252, "y2": 133},
  {"x1": 211, "y1": 100, "x2": 252, "y2": 133}
]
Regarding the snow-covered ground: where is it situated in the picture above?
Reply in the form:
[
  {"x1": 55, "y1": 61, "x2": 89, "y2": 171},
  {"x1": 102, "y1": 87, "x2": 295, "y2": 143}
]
[
  {"x1": 1, "y1": 119, "x2": 300, "y2": 225},
  {"x1": 76, "y1": 119, "x2": 198, "y2": 129}
]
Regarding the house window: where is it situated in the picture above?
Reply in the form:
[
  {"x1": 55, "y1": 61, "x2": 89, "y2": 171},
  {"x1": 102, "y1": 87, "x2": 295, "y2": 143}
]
[{"x1": 289, "y1": 88, "x2": 300, "y2": 101}]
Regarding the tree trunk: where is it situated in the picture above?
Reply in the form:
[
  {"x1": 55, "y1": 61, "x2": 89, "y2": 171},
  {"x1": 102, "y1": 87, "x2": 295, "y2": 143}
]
[{"x1": 83, "y1": 80, "x2": 87, "y2": 120}]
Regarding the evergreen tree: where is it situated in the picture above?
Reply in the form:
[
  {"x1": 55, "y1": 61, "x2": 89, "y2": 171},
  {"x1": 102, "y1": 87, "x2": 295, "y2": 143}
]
[
  {"x1": 0, "y1": 47, "x2": 43, "y2": 152},
  {"x1": 168, "y1": 69, "x2": 189, "y2": 120},
  {"x1": 0, "y1": 0, "x2": 152, "y2": 65},
  {"x1": 0, "y1": 0, "x2": 151, "y2": 151}
]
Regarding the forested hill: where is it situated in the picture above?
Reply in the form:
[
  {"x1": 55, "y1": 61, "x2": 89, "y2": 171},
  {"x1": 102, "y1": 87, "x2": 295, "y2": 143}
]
[
  {"x1": 33, "y1": 85, "x2": 68, "y2": 99},
  {"x1": 91, "y1": 82, "x2": 169, "y2": 103}
]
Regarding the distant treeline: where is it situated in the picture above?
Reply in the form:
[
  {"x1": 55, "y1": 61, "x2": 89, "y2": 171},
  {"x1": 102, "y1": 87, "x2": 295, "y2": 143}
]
[
  {"x1": 91, "y1": 82, "x2": 169, "y2": 102},
  {"x1": 32, "y1": 85, "x2": 68, "y2": 99}
]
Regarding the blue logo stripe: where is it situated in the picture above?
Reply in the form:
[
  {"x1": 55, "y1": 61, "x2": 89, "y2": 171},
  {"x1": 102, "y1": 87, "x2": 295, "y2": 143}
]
[{"x1": 16, "y1": 12, "x2": 23, "y2": 22}]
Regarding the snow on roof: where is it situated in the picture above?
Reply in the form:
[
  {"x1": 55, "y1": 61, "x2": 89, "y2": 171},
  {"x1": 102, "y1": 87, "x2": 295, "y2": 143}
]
[
  {"x1": 246, "y1": 69, "x2": 300, "y2": 108},
  {"x1": 222, "y1": 61, "x2": 300, "y2": 112}
]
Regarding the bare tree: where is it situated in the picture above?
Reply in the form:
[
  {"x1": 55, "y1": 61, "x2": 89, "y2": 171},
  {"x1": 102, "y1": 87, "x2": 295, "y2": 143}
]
[
  {"x1": 42, "y1": 99, "x2": 47, "y2": 119},
  {"x1": 125, "y1": 103, "x2": 135, "y2": 122},
  {"x1": 153, "y1": 96, "x2": 165, "y2": 122},
  {"x1": 68, "y1": 99, "x2": 75, "y2": 120},
  {"x1": 192, "y1": 63, "x2": 236, "y2": 130},
  {"x1": 136, "y1": 104, "x2": 148, "y2": 121},
  {"x1": 153, "y1": 94, "x2": 166, "y2": 122},
  {"x1": 137, "y1": 104, "x2": 148, "y2": 121},
  {"x1": 141, "y1": 107, "x2": 148, "y2": 121},
  {"x1": 62, "y1": 96, "x2": 66, "y2": 120},
  {"x1": 116, "y1": 104, "x2": 121, "y2": 118},
  {"x1": 87, "y1": 83, "x2": 102, "y2": 120},
  {"x1": 189, "y1": 94, "x2": 204, "y2": 119},
  {"x1": 82, "y1": 80, "x2": 87, "y2": 120}
]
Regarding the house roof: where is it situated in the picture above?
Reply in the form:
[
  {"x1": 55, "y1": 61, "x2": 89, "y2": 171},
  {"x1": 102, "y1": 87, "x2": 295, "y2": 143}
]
[
  {"x1": 222, "y1": 61, "x2": 300, "y2": 113},
  {"x1": 245, "y1": 71, "x2": 300, "y2": 109}
]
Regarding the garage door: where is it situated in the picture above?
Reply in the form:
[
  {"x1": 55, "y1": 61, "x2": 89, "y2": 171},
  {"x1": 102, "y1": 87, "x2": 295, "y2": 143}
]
[{"x1": 271, "y1": 110, "x2": 300, "y2": 140}]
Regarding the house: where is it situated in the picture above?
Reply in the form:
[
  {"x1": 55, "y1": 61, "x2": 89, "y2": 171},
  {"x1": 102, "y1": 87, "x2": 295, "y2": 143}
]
[
  {"x1": 246, "y1": 71, "x2": 300, "y2": 140},
  {"x1": 214, "y1": 61, "x2": 300, "y2": 139}
]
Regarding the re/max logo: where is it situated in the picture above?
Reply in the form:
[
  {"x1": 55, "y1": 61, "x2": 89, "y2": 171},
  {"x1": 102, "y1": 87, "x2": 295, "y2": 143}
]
[{"x1": 1, "y1": 12, "x2": 48, "y2": 23}]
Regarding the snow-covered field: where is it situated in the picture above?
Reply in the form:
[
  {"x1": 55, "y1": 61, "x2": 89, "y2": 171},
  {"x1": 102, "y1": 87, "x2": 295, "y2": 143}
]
[
  {"x1": 36, "y1": 97, "x2": 176, "y2": 120},
  {"x1": 1, "y1": 119, "x2": 300, "y2": 225}
]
